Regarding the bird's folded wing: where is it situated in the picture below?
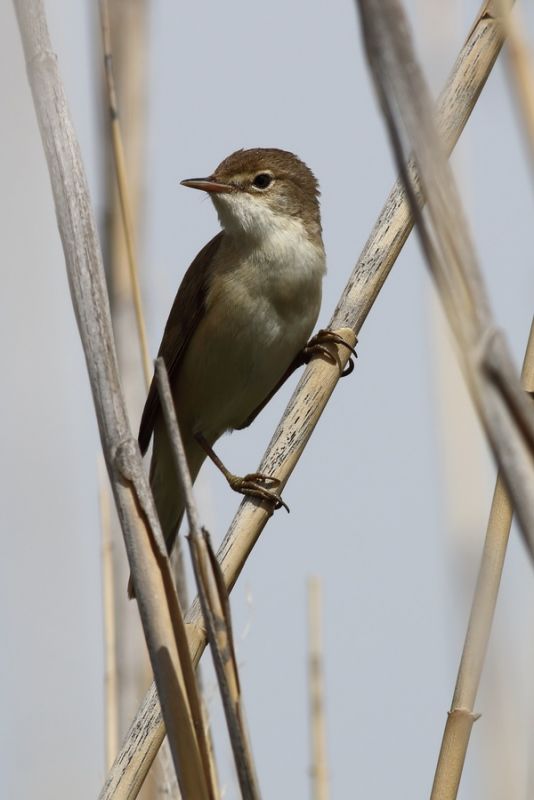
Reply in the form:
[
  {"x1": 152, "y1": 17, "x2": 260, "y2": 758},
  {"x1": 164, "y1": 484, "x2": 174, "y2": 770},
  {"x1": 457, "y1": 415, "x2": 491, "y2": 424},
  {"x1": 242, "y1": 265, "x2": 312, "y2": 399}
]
[{"x1": 138, "y1": 231, "x2": 224, "y2": 454}]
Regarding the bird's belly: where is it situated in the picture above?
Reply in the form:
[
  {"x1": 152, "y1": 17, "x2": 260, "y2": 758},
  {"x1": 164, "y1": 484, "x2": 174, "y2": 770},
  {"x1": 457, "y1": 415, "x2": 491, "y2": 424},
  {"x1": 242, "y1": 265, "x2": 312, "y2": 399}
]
[{"x1": 174, "y1": 291, "x2": 318, "y2": 439}]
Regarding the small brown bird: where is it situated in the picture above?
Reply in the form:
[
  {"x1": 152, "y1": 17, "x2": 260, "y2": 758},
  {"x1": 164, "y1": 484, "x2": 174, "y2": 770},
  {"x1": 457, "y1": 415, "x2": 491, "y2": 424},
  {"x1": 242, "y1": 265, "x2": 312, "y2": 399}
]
[{"x1": 137, "y1": 148, "x2": 351, "y2": 580}]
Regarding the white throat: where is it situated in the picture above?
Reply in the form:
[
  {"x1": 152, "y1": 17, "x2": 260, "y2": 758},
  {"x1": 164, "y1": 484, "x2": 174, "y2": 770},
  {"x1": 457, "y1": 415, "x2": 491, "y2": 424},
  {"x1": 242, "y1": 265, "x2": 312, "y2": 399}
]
[{"x1": 211, "y1": 191, "x2": 326, "y2": 282}]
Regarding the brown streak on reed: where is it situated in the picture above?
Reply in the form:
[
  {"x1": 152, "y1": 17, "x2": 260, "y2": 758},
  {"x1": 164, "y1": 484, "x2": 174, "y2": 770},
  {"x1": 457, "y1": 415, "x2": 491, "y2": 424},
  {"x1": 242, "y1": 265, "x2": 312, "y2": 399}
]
[{"x1": 98, "y1": 5, "x2": 509, "y2": 799}]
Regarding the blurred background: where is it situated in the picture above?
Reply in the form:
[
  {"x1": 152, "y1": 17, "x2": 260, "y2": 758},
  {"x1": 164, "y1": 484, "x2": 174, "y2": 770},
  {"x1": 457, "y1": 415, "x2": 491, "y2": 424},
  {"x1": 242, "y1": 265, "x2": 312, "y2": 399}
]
[{"x1": 1, "y1": 1, "x2": 534, "y2": 798}]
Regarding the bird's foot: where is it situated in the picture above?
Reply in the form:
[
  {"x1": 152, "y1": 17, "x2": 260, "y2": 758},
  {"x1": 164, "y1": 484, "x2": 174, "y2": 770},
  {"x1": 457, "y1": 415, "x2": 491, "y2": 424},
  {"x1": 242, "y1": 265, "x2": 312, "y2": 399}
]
[
  {"x1": 226, "y1": 471, "x2": 289, "y2": 513},
  {"x1": 194, "y1": 432, "x2": 289, "y2": 512},
  {"x1": 302, "y1": 328, "x2": 357, "y2": 376}
]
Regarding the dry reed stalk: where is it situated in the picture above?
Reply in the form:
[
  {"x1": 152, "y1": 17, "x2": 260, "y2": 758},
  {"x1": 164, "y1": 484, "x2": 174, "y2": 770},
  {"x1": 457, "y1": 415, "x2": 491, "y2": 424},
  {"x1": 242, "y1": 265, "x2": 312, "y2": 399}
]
[
  {"x1": 12, "y1": 2, "x2": 214, "y2": 797},
  {"x1": 150, "y1": 360, "x2": 222, "y2": 800},
  {"x1": 97, "y1": 8, "x2": 157, "y2": 795},
  {"x1": 430, "y1": 318, "x2": 534, "y2": 798},
  {"x1": 99, "y1": 4, "x2": 207, "y2": 793},
  {"x1": 466, "y1": 9, "x2": 534, "y2": 797},
  {"x1": 100, "y1": 456, "x2": 120, "y2": 769},
  {"x1": 99, "y1": 0, "x2": 151, "y2": 389},
  {"x1": 419, "y1": 0, "x2": 486, "y2": 555},
  {"x1": 98, "y1": 5, "x2": 195, "y2": 795},
  {"x1": 155, "y1": 359, "x2": 260, "y2": 800},
  {"x1": 497, "y1": 0, "x2": 534, "y2": 168},
  {"x1": 353, "y1": 0, "x2": 534, "y2": 796},
  {"x1": 355, "y1": 0, "x2": 534, "y2": 547},
  {"x1": 98, "y1": 5, "x2": 510, "y2": 799},
  {"x1": 422, "y1": 5, "x2": 513, "y2": 789},
  {"x1": 308, "y1": 578, "x2": 329, "y2": 800},
  {"x1": 101, "y1": 0, "x2": 192, "y2": 632}
]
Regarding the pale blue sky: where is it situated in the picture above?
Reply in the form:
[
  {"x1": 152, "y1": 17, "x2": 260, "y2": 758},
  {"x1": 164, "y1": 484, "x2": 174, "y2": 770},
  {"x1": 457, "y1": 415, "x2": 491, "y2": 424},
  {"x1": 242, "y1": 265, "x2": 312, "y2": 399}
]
[{"x1": 2, "y1": 2, "x2": 534, "y2": 799}]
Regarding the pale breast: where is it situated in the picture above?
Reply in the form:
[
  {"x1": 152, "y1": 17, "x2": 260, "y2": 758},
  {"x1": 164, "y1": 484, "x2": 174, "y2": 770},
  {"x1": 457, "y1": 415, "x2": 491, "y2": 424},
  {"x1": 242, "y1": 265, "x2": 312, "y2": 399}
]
[{"x1": 174, "y1": 225, "x2": 325, "y2": 439}]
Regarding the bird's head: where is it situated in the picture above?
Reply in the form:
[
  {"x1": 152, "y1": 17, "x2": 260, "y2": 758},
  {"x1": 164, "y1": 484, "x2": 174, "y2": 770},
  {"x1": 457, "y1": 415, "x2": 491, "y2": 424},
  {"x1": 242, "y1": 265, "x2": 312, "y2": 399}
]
[{"x1": 181, "y1": 147, "x2": 322, "y2": 242}]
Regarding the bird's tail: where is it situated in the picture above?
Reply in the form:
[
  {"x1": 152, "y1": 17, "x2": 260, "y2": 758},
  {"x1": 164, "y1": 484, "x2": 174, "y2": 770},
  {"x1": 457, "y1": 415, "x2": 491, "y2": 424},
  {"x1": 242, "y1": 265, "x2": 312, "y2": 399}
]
[{"x1": 127, "y1": 418, "x2": 206, "y2": 599}]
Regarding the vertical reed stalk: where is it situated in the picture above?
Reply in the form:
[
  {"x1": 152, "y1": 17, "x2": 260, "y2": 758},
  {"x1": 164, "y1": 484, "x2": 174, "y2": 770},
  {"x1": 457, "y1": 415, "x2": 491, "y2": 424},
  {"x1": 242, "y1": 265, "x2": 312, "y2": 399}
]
[
  {"x1": 430, "y1": 319, "x2": 534, "y2": 798},
  {"x1": 100, "y1": 456, "x2": 119, "y2": 768},
  {"x1": 308, "y1": 578, "x2": 329, "y2": 800},
  {"x1": 99, "y1": 0, "x2": 151, "y2": 389},
  {"x1": 497, "y1": 0, "x2": 534, "y2": 169}
]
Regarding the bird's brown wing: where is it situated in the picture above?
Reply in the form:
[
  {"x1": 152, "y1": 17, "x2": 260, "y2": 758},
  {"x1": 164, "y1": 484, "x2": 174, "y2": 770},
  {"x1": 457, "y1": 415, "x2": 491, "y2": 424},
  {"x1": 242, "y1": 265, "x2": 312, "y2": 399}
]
[{"x1": 138, "y1": 231, "x2": 224, "y2": 454}]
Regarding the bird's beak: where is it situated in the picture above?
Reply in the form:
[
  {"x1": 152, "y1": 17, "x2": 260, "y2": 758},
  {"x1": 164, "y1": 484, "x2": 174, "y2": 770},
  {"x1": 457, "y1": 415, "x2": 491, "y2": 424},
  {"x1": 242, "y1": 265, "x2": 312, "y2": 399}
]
[{"x1": 180, "y1": 176, "x2": 234, "y2": 194}]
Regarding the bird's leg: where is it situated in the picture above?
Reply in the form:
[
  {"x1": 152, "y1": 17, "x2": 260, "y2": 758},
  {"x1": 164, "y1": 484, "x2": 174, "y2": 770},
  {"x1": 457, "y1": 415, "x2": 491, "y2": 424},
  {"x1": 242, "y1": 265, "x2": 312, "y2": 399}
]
[
  {"x1": 300, "y1": 329, "x2": 357, "y2": 376},
  {"x1": 194, "y1": 433, "x2": 289, "y2": 513}
]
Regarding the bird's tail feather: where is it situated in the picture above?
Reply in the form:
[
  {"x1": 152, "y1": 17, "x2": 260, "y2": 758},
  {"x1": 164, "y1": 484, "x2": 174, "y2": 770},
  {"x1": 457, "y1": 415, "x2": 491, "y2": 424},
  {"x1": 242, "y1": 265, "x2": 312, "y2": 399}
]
[{"x1": 127, "y1": 419, "x2": 207, "y2": 599}]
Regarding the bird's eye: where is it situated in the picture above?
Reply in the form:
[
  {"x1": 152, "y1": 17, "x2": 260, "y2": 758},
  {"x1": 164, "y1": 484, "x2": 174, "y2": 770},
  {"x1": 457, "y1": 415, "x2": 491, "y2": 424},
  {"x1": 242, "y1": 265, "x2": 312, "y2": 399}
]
[{"x1": 252, "y1": 173, "x2": 273, "y2": 189}]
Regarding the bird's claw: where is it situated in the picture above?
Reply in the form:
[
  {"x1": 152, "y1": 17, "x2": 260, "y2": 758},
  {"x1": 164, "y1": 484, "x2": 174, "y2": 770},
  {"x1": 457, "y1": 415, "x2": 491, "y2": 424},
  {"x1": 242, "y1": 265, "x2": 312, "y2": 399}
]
[
  {"x1": 341, "y1": 358, "x2": 355, "y2": 377},
  {"x1": 227, "y1": 472, "x2": 289, "y2": 513},
  {"x1": 303, "y1": 328, "x2": 357, "y2": 377}
]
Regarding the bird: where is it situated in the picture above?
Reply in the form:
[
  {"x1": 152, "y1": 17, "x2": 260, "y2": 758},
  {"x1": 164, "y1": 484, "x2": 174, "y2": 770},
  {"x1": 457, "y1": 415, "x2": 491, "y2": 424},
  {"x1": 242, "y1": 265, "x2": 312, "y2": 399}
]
[{"x1": 135, "y1": 148, "x2": 353, "y2": 594}]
